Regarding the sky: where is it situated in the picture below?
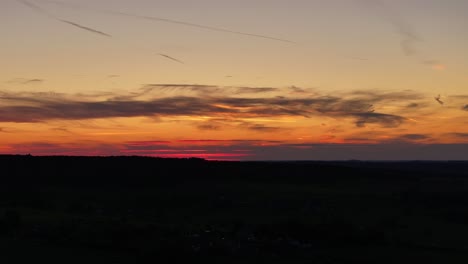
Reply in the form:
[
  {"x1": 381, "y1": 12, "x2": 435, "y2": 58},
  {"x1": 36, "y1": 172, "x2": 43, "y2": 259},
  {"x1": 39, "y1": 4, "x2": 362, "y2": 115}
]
[{"x1": 1, "y1": 0, "x2": 468, "y2": 160}]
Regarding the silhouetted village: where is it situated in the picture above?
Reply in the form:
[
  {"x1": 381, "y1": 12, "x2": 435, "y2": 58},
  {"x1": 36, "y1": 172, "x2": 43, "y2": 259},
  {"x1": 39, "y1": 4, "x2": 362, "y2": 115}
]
[{"x1": 1, "y1": 155, "x2": 468, "y2": 263}]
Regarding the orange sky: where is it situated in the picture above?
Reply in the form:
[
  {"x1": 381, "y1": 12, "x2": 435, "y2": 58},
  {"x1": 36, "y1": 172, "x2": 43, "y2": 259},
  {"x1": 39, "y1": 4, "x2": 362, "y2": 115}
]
[{"x1": 1, "y1": 0, "x2": 467, "y2": 160}]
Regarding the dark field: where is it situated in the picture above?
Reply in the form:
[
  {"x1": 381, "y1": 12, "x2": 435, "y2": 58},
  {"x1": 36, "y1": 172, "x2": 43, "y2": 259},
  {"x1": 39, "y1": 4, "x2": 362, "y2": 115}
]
[{"x1": 2, "y1": 155, "x2": 468, "y2": 263}]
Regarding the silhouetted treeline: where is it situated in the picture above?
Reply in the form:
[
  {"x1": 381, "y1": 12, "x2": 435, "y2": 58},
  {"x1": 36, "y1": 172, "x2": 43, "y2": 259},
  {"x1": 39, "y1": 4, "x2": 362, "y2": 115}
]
[
  {"x1": 3, "y1": 155, "x2": 467, "y2": 186},
  {"x1": 1, "y1": 155, "x2": 468, "y2": 263}
]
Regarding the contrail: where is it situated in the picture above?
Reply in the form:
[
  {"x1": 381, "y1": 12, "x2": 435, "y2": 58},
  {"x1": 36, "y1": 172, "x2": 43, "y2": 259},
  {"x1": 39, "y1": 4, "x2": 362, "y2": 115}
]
[
  {"x1": 132, "y1": 14, "x2": 295, "y2": 44},
  {"x1": 18, "y1": 0, "x2": 183, "y2": 64},
  {"x1": 16, "y1": 0, "x2": 111, "y2": 38},
  {"x1": 58, "y1": 19, "x2": 112, "y2": 37},
  {"x1": 17, "y1": 0, "x2": 54, "y2": 18},
  {"x1": 158, "y1": 54, "x2": 184, "y2": 64},
  {"x1": 348, "y1": 57, "x2": 369, "y2": 61},
  {"x1": 41, "y1": 0, "x2": 295, "y2": 44}
]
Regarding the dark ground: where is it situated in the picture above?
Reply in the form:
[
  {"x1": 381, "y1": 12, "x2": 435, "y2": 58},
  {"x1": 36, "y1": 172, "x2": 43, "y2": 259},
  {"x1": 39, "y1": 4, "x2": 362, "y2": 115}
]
[{"x1": 1, "y1": 155, "x2": 468, "y2": 263}]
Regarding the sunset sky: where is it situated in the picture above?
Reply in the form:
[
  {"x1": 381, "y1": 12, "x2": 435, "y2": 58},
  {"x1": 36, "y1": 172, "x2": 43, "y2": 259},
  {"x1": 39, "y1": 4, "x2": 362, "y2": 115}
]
[{"x1": 1, "y1": 0, "x2": 467, "y2": 160}]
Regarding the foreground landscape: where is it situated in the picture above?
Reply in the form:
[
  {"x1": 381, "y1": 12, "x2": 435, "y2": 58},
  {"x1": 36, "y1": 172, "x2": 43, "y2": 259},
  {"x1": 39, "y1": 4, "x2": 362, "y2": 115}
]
[{"x1": 2, "y1": 155, "x2": 468, "y2": 263}]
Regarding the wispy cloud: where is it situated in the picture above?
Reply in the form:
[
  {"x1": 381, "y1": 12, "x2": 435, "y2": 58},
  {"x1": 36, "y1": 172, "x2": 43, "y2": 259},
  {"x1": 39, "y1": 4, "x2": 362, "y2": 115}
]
[
  {"x1": 43, "y1": 0, "x2": 294, "y2": 43},
  {"x1": 22, "y1": 78, "x2": 44, "y2": 84},
  {"x1": 355, "y1": 113, "x2": 404, "y2": 128},
  {"x1": 393, "y1": 20, "x2": 420, "y2": 57},
  {"x1": 398, "y1": 134, "x2": 430, "y2": 141},
  {"x1": 158, "y1": 54, "x2": 184, "y2": 64},
  {"x1": 357, "y1": 0, "x2": 444, "y2": 68},
  {"x1": 0, "y1": 86, "x2": 423, "y2": 128},
  {"x1": 57, "y1": 19, "x2": 112, "y2": 37},
  {"x1": 356, "y1": 0, "x2": 420, "y2": 56},
  {"x1": 406, "y1": 103, "x2": 421, "y2": 108},
  {"x1": 131, "y1": 84, "x2": 280, "y2": 99},
  {"x1": 423, "y1": 60, "x2": 447, "y2": 71},
  {"x1": 450, "y1": 95, "x2": 468, "y2": 100},
  {"x1": 7, "y1": 78, "x2": 44, "y2": 85},
  {"x1": 16, "y1": 0, "x2": 112, "y2": 38},
  {"x1": 196, "y1": 123, "x2": 222, "y2": 131},
  {"x1": 446, "y1": 133, "x2": 468, "y2": 139},
  {"x1": 242, "y1": 123, "x2": 283, "y2": 132},
  {"x1": 194, "y1": 118, "x2": 285, "y2": 133}
]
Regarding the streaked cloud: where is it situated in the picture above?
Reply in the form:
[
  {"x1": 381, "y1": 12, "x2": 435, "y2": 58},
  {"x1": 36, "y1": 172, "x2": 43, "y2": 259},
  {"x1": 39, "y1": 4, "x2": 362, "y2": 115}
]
[
  {"x1": 398, "y1": 134, "x2": 430, "y2": 141},
  {"x1": 406, "y1": 103, "x2": 421, "y2": 108},
  {"x1": 357, "y1": 0, "x2": 444, "y2": 68},
  {"x1": 241, "y1": 123, "x2": 283, "y2": 132},
  {"x1": 196, "y1": 123, "x2": 222, "y2": 131},
  {"x1": 57, "y1": 19, "x2": 112, "y2": 37},
  {"x1": 357, "y1": 0, "x2": 420, "y2": 56},
  {"x1": 43, "y1": 0, "x2": 294, "y2": 43},
  {"x1": 16, "y1": 0, "x2": 112, "y2": 38},
  {"x1": 7, "y1": 78, "x2": 44, "y2": 85},
  {"x1": 446, "y1": 133, "x2": 468, "y2": 139},
  {"x1": 423, "y1": 60, "x2": 447, "y2": 71},
  {"x1": 22, "y1": 78, "x2": 44, "y2": 84},
  {"x1": 0, "y1": 86, "x2": 427, "y2": 129},
  {"x1": 158, "y1": 53, "x2": 184, "y2": 64},
  {"x1": 138, "y1": 84, "x2": 279, "y2": 97},
  {"x1": 355, "y1": 113, "x2": 404, "y2": 128}
]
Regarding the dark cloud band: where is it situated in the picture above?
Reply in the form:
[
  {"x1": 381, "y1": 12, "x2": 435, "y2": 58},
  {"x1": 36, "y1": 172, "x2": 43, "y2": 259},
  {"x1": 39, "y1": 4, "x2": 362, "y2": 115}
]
[{"x1": 0, "y1": 86, "x2": 417, "y2": 128}]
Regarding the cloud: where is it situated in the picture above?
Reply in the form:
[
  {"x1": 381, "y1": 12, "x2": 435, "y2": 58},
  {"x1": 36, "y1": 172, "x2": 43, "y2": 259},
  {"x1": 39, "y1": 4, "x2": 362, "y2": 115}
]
[
  {"x1": 288, "y1": 86, "x2": 309, "y2": 94},
  {"x1": 7, "y1": 78, "x2": 44, "y2": 85},
  {"x1": 406, "y1": 103, "x2": 420, "y2": 108},
  {"x1": 197, "y1": 123, "x2": 222, "y2": 131},
  {"x1": 423, "y1": 60, "x2": 446, "y2": 71},
  {"x1": 16, "y1": 0, "x2": 112, "y2": 38},
  {"x1": 44, "y1": 0, "x2": 294, "y2": 44},
  {"x1": 158, "y1": 53, "x2": 184, "y2": 64},
  {"x1": 355, "y1": 113, "x2": 405, "y2": 128},
  {"x1": 356, "y1": 0, "x2": 444, "y2": 68},
  {"x1": 242, "y1": 123, "x2": 283, "y2": 132},
  {"x1": 396, "y1": 25, "x2": 420, "y2": 56},
  {"x1": 138, "y1": 84, "x2": 279, "y2": 98},
  {"x1": 356, "y1": 0, "x2": 420, "y2": 56},
  {"x1": 447, "y1": 133, "x2": 468, "y2": 139},
  {"x1": 50, "y1": 127, "x2": 73, "y2": 133},
  {"x1": 57, "y1": 19, "x2": 112, "y2": 37},
  {"x1": 450, "y1": 95, "x2": 468, "y2": 100},
  {"x1": 398, "y1": 134, "x2": 430, "y2": 141},
  {"x1": 194, "y1": 118, "x2": 284, "y2": 133},
  {"x1": 0, "y1": 87, "x2": 424, "y2": 128},
  {"x1": 22, "y1": 79, "x2": 44, "y2": 84},
  {"x1": 345, "y1": 90, "x2": 423, "y2": 101}
]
